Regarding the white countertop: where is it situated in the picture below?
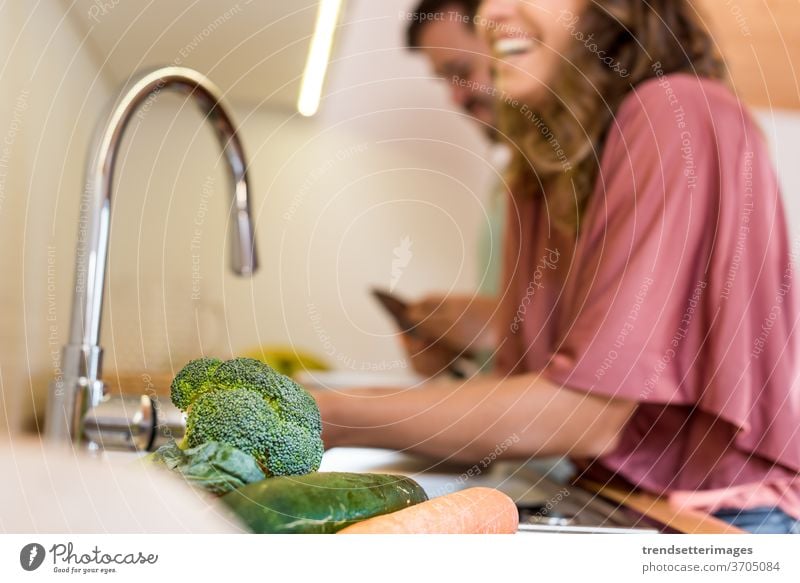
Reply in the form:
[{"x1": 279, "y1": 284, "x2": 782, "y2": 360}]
[{"x1": 319, "y1": 446, "x2": 569, "y2": 503}]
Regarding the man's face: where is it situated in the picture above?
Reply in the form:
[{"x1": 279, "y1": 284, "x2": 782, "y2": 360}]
[{"x1": 418, "y1": 9, "x2": 497, "y2": 133}]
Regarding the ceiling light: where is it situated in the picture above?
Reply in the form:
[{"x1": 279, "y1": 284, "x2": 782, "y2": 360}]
[{"x1": 297, "y1": 0, "x2": 343, "y2": 117}]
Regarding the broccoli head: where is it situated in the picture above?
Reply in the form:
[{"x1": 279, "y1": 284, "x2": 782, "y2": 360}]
[
  {"x1": 171, "y1": 357, "x2": 324, "y2": 477},
  {"x1": 170, "y1": 357, "x2": 223, "y2": 411}
]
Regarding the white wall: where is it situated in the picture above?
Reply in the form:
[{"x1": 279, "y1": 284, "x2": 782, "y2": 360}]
[
  {"x1": 93, "y1": 0, "x2": 497, "y2": 384},
  {"x1": 755, "y1": 109, "x2": 800, "y2": 240},
  {"x1": 0, "y1": 2, "x2": 112, "y2": 434},
  {"x1": 92, "y1": 0, "x2": 497, "y2": 383}
]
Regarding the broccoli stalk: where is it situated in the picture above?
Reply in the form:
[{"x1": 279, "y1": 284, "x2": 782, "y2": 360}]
[{"x1": 170, "y1": 357, "x2": 324, "y2": 477}]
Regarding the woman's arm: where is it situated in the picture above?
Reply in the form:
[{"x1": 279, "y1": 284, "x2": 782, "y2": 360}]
[{"x1": 315, "y1": 372, "x2": 636, "y2": 464}]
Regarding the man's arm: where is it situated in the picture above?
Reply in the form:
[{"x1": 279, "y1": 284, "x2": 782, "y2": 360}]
[{"x1": 315, "y1": 372, "x2": 636, "y2": 464}]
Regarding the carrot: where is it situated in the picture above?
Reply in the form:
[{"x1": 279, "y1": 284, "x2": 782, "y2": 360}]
[{"x1": 337, "y1": 487, "x2": 519, "y2": 534}]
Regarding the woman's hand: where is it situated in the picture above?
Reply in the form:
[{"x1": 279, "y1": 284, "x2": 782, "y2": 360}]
[
  {"x1": 399, "y1": 333, "x2": 463, "y2": 378},
  {"x1": 401, "y1": 294, "x2": 498, "y2": 376}
]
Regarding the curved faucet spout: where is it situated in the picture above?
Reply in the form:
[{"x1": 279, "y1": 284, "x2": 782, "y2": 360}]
[
  {"x1": 47, "y1": 66, "x2": 259, "y2": 443},
  {"x1": 75, "y1": 66, "x2": 259, "y2": 349}
]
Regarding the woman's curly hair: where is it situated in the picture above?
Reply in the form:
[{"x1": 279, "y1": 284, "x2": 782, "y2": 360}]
[{"x1": 500, "y1": 0, "x2": 726, "y2": 230}]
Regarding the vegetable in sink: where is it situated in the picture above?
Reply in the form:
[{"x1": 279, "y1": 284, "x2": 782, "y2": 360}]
[
  {"x1": 221, "y1": 472, "x2": 428, "y2": 534},
  {"x1": 148, "y1": 440, "x2": 265, "y2": 496},
  {"x1": 151, "y1": 357, "x2": 431, "y2": 533},
  {"x1": 168, "y1": 357, "x2": 324, "y2": 478}
]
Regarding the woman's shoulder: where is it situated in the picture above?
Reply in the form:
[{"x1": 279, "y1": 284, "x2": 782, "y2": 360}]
[{"x1": 615, "y1": 73, "x2": 745, "y2": 134}]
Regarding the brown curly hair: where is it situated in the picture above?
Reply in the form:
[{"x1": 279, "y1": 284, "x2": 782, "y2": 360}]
[{"x1": 500, "y1": 0, "x2": 726, "y2": 230}]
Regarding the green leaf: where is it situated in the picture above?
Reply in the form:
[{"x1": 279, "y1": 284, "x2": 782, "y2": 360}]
[{"x1": 148, "y1": 440, "x2": 265, "y2": 495}]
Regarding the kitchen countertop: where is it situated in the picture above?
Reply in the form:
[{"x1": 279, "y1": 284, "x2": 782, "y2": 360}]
[
  {"x1": 100, "y1": 442, "x2": 740, "y2": 533},
  {"x1": 319, "y1": 447, "x2": 654, "y2": 533},
  {"x1": 320, "y1": 447, "x2": 743, "y2": 534},
  {"x1": 319, "y1": 446, "x2": 571, "y2": 503}
]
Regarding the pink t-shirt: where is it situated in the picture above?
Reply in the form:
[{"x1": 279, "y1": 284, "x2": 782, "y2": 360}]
[{"x1": 496, "y1": 74, "x2": 800, "y2": 520}]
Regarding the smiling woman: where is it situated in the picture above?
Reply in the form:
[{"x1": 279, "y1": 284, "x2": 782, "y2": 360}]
[
  {"x1": 316, "y1": 0, "x2": 800, "y2": 535},
  {"x1": 481, "y1": 0, "x2": 725, "y2": 229},
  {"x1": 480, "y1": 0, "x2": 800, "y2": 533}
]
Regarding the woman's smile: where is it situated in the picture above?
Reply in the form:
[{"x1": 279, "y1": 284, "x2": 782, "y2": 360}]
[
  {"x1": 492, "y1": 37, "x2": 537, "y2": 59},
  {"x1": 479, "y1": 0, "x2": 589, "y2": 106}
]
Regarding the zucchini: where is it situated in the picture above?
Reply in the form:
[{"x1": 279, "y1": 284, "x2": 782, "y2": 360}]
[{"x1": 221, "y1": 471, "x2": 428, "y2": 533}]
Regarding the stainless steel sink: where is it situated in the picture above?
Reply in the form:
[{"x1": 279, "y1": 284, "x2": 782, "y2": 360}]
[
  {"x1": 514, "y1": 477, "x2": 660, "y2": 534},
  {"x1": 319, "y1": 449, "x2": 661, "y2": 533}
]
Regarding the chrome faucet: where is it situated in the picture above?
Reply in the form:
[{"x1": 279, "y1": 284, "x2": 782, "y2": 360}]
[{"x1": 46, "y1": 66, "x2": 259, "y2": 445}]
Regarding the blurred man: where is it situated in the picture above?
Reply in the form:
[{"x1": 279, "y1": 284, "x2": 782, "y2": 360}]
[
  {"x1": 399, "y1": 0, "x2": 506, "y2": 376},
  {"x1": 406, "y1": 0, "x2": 496, "y2": 135}
]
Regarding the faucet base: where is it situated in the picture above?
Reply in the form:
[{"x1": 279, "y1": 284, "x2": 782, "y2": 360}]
[{"x1": 45, "y1": 376, "x2": 104, "y2": 444}]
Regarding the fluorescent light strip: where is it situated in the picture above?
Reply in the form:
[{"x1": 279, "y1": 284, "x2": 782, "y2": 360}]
[{"x1": 298, "y1": 0, "x2": 343, "y2": 117}]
